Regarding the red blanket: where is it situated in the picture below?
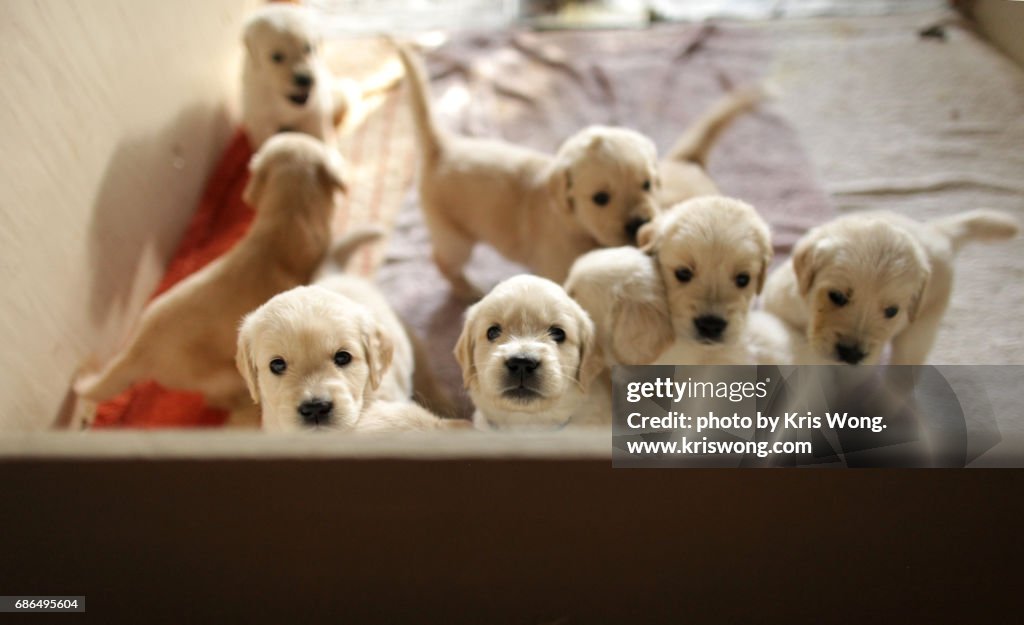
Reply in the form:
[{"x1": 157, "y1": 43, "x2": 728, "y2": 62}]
[{"x1": 92, "y1": 131, "x2": 254, "y2": 428}]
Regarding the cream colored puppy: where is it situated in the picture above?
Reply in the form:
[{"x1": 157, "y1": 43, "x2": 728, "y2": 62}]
[
  {"x1": 396, "y1": 44, "x2": 660, "y2": 298},
  {"x1": 237, "y1": 280, "x2": 463, "y2": 432},
  {"x1": 74, "y1": 133, "x2": 346, "y2": 407},
  {"x1": 565, "y1": 246, "x2": 675, "y2": 367},
  {"x1": 763, "y1": 209, "x2": 1019, "y2": 365},
  {"x1": 455, "y1": 275, "x2": 604, "y2": 430},
  {"x1": 639, "y1": 196, "x2": 782, "y2": 365},
  {"x1": 242, "y1": 4, "x2": 348, "y2": 149}
]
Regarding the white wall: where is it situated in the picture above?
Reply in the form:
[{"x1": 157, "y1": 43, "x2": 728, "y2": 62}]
[{"x1": 0, "y1": 0, "x2": 259, "y2": 429}]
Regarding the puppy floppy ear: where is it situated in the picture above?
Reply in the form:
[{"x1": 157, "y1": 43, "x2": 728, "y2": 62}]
[
  {"x1": 907, "y1": 253, "x2": 932, "y2": 323},
  {"x1": 791, "y1": 230, "x2": 830, "y2": 296},
  {"x1": 546, "y1": 161, "x2": 574, "y2": 214},
  {"x1": 637, "y1": 218, "x2": 660, "y2": 253},
  {"x1": 573, "y1": 310, "x2": 604, "y2": 392},
  {"x1": 453, "y1": 305, "x2": 479, "y2": 390},
  {"x1": 755, "y1": 225, "x2": 774, "y2": 295},
  {"x1": 243, "y1": 152, "x2": 270, "y2": 207},
  {"x1": 612, "y1": 296, "x2": 674, "y2": 365},
  {"x1": 235, "y1": 316, "x2": 261, "y2": 405},
  {"x1": 319, "y1": 148, "x2": 348, "y2": 193},
  {"x1": 362, "y1": 320, "x2": 394, "y2": 393},
  {"x1": 242, "y1": 20, "x2": 263, "y2": 63}
]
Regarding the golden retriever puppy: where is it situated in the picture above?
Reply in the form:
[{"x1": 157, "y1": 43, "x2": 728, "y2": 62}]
[
  {"x1": 455, "y1": 275, "x2": 604, "y2": 429},
  {"x1": 242, "y1": 4, "x2": 348, "y2": 148},
  {"x1": 656, "y1": 84, "x2": 769, "y2": 208},
  {"x1": 74, "y1": 133, "x2": 347, "y2": 407},
  {"x1": 763, "y1": 209, "x2": 1019, "y2": 365},
  {"x1": 565, "y1": 246, "x2": 675, "y2": 367},
  {"x1": 638, "y1": 196, "x2": 782, "y2": 365},
  {"x1": 237, "y1": 280, "x2": 464, "y2": 432},
  {"x1": 396, "y1": 44, "x2": 660, "y2": 298}
]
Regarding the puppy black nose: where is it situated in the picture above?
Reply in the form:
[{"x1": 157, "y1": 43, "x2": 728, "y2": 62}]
[
  {"x1": 298, "y1": 398, "x2": 333, "y2": 424},
  {"x1": 694, "y1": 315, "x2": 728, "y2": 340},
  {"x1": 293, "y1": 72, "x2": 313, "y2": 88},
  {"x1": 835, "y1": 343, "x2": 866, "y2": 365},
  {"x1": 506, "y1": 356, "x2": 540, "y2": 377},
  {"x1": 624, "y1": 217, "x2": 649, "y2": 241}
]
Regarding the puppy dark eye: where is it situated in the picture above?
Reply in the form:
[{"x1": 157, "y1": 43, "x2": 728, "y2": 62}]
[
  {"x1": 592, "y1": 191, "x2": 610, "y2": 206},
  {"x1": 269, "y1": 358, "x2": 287, "y2": 375},
  {"x1": 333, "y1": 351, "x2": 352, "y2": 367},
  {"x1": 548, "y1": 326, "x2": 566, "y2": 343},
  {"x1": 884, "y1": 306, "x2": 899, "y2": 319},
  {"x1": 735, "y1": 273, "x2": 750, "y2": 288},
  {"x1": 486, "y1": 325, "x2": 501, "y2": 342},
  {"x1": 675, "y1": 268, "x2": 693, "y2": 283},
  {"x1": 271, "y1": 51, "x2": 285, "y2": 63},
  {"x1": 642, "y1": 180, "x2": 651, "y2": 192},
  {"x1": 828, "y1": 290, "x2": 848, "y2": 307}
]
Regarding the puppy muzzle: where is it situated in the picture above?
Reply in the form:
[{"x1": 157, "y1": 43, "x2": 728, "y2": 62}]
[
  {"x1": 834, "y1": 342, "x2": 867, "y2": 365},
  {"x1": 693, "y1": 315, "x2": 728, "y2": 343},
  {"x1": 297, "y1": 397, "x2": 333, "y2": 427},
  {"x1": 502, "y1": 355, "x2": 543, "y2": 400},
  {"x1": 624, "y1": 216, "x2": 650, "y2": 243}
]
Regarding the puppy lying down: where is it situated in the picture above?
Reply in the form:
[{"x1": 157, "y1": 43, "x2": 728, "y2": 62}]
[
  {"x1": 763, "y1": 209, "x2": 1019, "y2": 365},
  {"x1": 396, "y1": 44, "x2": 660, "y2": 298},
  {"x1": 237, "y1": 278, "x2": 466, "y2": 432},
  {"x1": 569, "y1": 197, "x2": 796, "y2": 367},
  {"x1": 75, "y1": 133, "x2": 347, "y2": 408},
  {"x1": 456, "y1": 275, "x2": 605, "y2": 430}
]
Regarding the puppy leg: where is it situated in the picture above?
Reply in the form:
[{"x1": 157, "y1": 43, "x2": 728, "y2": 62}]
[
  {"x1": 73, "y1": 348, "x2": 148, "y2": 401},
  {"x1": 889, "y1": 307, "x2": 946, "y2": 365},
  {"x1": 425, "y1": 214, "x2": 482, "y2": 301}
]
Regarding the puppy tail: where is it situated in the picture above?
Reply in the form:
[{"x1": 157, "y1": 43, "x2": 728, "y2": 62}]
[
  {"x1": 664, "y1": 82, "x2": 772, "y2": 167},
  {"x1": 394, "y1": 41, "x2": 445, "y2": 165},
  {"x1": 403, "y1": 319, "x2": 460, "y2": 420},
  {"x1": 932, "y1": 209, "x2": 1020, "y2": 252},
  {"x1": 72, "y1": 352, "x2": 141, "y2": 403},
  {"x1": 326, "y1": 225, "x2": 387, "y2": 270}
]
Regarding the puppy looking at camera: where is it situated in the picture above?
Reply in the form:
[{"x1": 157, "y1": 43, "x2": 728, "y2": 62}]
[
  {"x1": 763, "y1": 209, "x2": 1019, "y2": 365},
  {"x1": 396, "y1": 44, "x2": 659, "y2": 299},
  {"x1": 242, "y1": 4, "x2": 346, "y2": 148},
  {"x1": 237, "y1": 279, "x2": 464, "y2": 432},
  {"x1": 74, "y1": 133, "x2": 347, "y2": 407},
  {"x1": 640, "y1": 196, "x2": 789, "y2": 365},
  {"x1": 455, "y1": 275, "x2": 604, "y2": 430}
]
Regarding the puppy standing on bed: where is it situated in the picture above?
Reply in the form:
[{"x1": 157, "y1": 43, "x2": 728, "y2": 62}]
[
  {"x1": 396, "y1": 44, "x2": 661, "y2": 298},
  {"x1": 242, "y1": 4, "x2": 349, "y2": 148},
  {"x1": 455, "y1": 275, "x2": 605, "y2": 429},
  {"x1": 579, "y1": 196, "x2": 789, "y2": 365},
  {"x1": 74, "y1": 133, "x2": 347, "y2": 407},
  {"x1": 237, "y1": 280, "x2": 464, "y2": 432},
  {"x1": 763, "y1": 209, "x2": 1019, "y2": 365}
]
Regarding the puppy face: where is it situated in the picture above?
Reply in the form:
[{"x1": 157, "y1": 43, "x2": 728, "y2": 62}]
[
  {"x1": 792, "y1": 219, "x2": 930, "y2": 365},
  {"x1": 550, "y1": 126, "x2": 660, "y2": 248},
  {"x1": 455, "y1": 275, "x2": 601, "y2": 429},
  {"x1": 641, "y1": 197, "x2": 772, "y2": 347},
  {"x1": 243, "y1": 5, "x2": 321, "y2": 108},
  {"x1": 237, "y1": 286, "x2": 393, "y2": 432},
  {"x1": 243, "y1": 132, "x2": 346, "y2": 208}
]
